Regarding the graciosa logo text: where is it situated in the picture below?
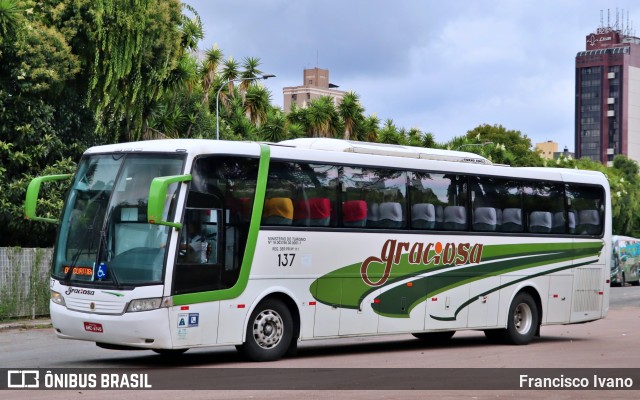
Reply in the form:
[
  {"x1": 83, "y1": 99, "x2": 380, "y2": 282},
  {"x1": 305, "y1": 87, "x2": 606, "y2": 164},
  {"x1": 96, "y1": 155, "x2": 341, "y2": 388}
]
[{"x1": 360, "y1": 239, "x2": 484, "y2": 286}]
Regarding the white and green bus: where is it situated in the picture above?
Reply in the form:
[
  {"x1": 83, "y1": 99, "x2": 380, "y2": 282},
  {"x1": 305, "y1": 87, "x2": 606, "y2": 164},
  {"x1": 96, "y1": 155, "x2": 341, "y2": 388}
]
[{"x1": 25, "y1": 138, "x2": 611, "y2": 361}]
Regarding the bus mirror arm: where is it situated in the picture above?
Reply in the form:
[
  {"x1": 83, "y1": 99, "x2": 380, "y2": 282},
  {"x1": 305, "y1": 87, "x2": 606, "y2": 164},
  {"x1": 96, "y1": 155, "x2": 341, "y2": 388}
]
[
  {"x1": 148, "y1": 174, "x2": 192, "y2": 230},
  {"x1": 24, "y1": 174, "x2": 72, "y2": 223}
]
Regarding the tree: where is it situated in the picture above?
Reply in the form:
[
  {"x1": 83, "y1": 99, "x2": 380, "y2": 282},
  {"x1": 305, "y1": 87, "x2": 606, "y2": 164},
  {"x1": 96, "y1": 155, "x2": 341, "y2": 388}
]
[
  {"x1": 0, "y1": 0, "x2": 87, "y2": 246},
  {"x1": 244, "y1": 85, "x2": 271, "y2": 126},
  {"x1": 239, "y1": 57, "x2": 262, "y2": 91},
  {"x1": 362, "y1": 114, "x2": 380, "y2": 142},
  {"x1": 286, "y1": 104, "x2": 309, "y2": 134},
  {"x1": 377, "y1": 119, "x2": 407, "y2": 144},
  {"x1": 338, "y1": 91, "x2": 364, "y2": 140},
  {"x1": 306, "y1": 96, "x2": 340, "y2": 138},
  {"x1": 200, "y1": 46, "x2": 224, "y2": 106},
  {"x1": 0, "y1": 0, "x2": 23, "y2": 41},
  {"x1": 86, "y1": 0, "x2": 183, "y2": 143},
  {"x1": 454, "y1": 124, "x2": 545, "y2": 166},
  {"x1": 218, "y1": 56, "x2": 240, "y2": 110},
  {"x1": 259, "y1": 108, "x2": 287, "y2": 142}
]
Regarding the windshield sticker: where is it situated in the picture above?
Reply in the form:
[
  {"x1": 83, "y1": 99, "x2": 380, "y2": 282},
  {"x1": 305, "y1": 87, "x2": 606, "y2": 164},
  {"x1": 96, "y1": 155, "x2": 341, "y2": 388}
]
[{"x1": 63, "y1": 266, "x2": 93, "y2": 276}]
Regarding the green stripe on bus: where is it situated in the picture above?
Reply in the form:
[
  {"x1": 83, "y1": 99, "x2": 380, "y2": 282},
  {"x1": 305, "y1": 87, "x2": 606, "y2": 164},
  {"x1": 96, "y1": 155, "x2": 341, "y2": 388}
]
[
  {"x1": 172, "y1": 143, "x2": 270, "y2": 305},
  {"x1": 372, "y1": 247, "x2": 601, "y2": 318},
  {"x1": 310, "y1": 241, "x2": 604, "y2": 312},
  {"x1": 427, "y1": 259, "x2": 599, "y2": 321}
]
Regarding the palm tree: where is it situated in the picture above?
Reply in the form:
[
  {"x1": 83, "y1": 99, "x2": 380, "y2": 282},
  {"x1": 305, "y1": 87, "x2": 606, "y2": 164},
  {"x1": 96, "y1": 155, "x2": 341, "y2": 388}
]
[
  {"x1": 200, "y1": 45, "x2": 223, "y2": 106},
  {"x1": 179, "y1": 3, "x2": 203, "y2": 55},
  {"x1": 307, "y1": 96, "x2": 339, "y2": 138},
  {"x1": 0, "y1": 0, "x2": 23, "y2": 40},
  {"x1": 244, "y1": 85, "x2": 271, "y2": 126},
  {"x1": 147, "y1": 102, "x2": 188, "y2": 139},
  {"x1": 287, "y1": 103, "x2": 309, "y2": 133},
  {"x1": 378, "y1": 119, "x2": 405, "y2": 144},
  {"x1": 259, "y1": 108, "x2": 287, "y2": 142},
  {"x1": 165, "y1": 54, "x2": 199, "y2": 99},
  {"x1": 219, "y1": 56, "x2": 240, "y2": 109},
  {"x1": 338, "y1": 91, "x2": 364, "y2": 140},
  {"x1": 362, "y1": 114, "x2": 380, "y2": 142},
  {"x1": 239, "y1": 57, "x2": 262, "y2": 92},
  {"x1": 287, "y1": 122, "x2": 306, "y2": 139}
]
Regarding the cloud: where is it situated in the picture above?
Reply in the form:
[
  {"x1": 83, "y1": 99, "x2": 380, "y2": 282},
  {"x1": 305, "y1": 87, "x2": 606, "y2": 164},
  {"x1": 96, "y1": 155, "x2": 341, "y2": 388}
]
[{"x1": 186, "y1": 0, "x2": 640, "y2": 150}]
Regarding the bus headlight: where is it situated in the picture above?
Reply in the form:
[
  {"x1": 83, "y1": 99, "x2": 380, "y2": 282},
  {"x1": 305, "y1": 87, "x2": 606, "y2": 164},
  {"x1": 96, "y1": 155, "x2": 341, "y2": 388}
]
[
  {"x1": 126, "y1": 298, "x2": 162, "y2": 313},
  {"x1": 51, "y1": 290, "x2": 66, "y2": 306}
]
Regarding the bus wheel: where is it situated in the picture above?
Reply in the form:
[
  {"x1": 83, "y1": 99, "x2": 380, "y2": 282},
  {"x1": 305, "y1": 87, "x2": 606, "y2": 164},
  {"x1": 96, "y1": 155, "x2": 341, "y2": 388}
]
[
  {"x1": 238, "y1": 299, "x2": 293, "y2": 362},
  {"x1": 411, "y1": 331, "x2": 455, "y2": 343},
  {"x1": 503, "y1": 292, "x2": 539, "y2": 345}
]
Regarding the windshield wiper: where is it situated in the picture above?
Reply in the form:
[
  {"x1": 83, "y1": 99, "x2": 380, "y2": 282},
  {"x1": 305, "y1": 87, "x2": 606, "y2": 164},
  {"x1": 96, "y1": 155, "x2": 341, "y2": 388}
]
[
  {"x1": 64, "y1": 247, "x2": 84, "y2": 283},
  {"x1": 99, "y1": 228, "x2": 121, "y2": 288},
  {"x1": 64, "y1": 203, "x2": 101, "y2": 284}
]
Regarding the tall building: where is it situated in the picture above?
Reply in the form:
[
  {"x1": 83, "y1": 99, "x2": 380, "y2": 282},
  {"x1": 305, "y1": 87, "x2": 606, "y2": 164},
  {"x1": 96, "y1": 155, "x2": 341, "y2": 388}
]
[
  {"x1": 575, "y1": 11, "x2": 640, "y2": 166},
  {"x1": 283, "y1": 68, "x2": 346, "y2": 111}
]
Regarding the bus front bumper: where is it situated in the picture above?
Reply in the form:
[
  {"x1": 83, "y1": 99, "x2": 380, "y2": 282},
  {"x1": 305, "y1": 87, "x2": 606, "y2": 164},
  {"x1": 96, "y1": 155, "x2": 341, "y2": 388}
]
[{"x1": 50, "y1": 301, "x2": 173, "y2": 349}]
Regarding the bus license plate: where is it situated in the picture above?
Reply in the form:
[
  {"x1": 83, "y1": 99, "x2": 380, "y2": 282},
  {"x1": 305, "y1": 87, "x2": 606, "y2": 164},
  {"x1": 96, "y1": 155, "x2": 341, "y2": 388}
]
[{"x1": 84, "y1": 322, "x2": 103, "y2": 333}]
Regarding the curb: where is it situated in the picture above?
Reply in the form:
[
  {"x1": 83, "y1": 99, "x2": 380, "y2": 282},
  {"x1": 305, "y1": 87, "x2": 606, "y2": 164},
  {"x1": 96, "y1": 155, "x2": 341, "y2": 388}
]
[{"x1": 0, "y1": 319, "x2": 52, "y2": 331}]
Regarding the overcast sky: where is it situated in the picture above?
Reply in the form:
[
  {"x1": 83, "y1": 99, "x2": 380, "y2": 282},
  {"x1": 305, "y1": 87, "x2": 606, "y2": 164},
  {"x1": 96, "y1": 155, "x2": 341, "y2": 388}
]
[{"x1": 185, "y1": 0, "x2": 640, "y2": 151}]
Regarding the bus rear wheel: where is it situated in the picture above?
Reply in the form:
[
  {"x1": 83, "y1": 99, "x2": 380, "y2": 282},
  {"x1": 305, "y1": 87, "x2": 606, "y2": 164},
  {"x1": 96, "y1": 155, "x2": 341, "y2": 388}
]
[
  {"x1": 484, "y1": 292, "x2": 539, "y2": 345},
  {"x1": 237, "y1": 298, "x2": 293, "y2": 362},
  {"x1": 504, "y1": 292, "x2": 539, "y2": 345}
]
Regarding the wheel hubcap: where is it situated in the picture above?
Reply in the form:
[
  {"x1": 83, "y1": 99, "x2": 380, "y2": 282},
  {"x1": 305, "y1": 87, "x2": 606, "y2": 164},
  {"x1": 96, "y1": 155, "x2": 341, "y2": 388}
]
[
  {"x1": 514, "y1": 303, "x2": 532, "y2": 334},
  {"x1": 252, "y1": 309, "x2": 284, "y2": 349}
]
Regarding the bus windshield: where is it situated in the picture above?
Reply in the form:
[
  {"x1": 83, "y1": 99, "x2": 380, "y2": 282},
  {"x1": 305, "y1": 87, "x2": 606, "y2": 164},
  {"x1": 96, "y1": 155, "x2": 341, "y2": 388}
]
[{"x1": 53, "y1": 153, "x2": 184, "y2": 286}]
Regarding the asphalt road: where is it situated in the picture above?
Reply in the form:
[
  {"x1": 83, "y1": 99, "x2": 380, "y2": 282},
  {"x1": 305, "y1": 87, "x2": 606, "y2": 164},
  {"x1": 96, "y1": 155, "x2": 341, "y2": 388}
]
[{"x1": 2, "y1": 286, "x2": 639, "y2": 399}]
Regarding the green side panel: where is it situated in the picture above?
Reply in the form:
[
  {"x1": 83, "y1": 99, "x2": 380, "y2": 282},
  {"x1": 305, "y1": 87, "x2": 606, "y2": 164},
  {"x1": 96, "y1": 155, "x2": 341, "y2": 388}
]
[
  {"x1": 24, "y1": 174, "x2": 72, "y2": 223},
  {"x1": 147, "y1": 174, "x2": 192, "y2": 229},
  {"x1": 311, "y1": 240, "x2": 604, "y2": 316},
  {"x1": 372, "y1": 244, "x2": 603, "y2": 318},
  {"x1": 429, "y1": 259, "x2": 599, "y2": 321},
  {"x1": 172, "y1": 144, "x2": 270, "y2": 305}
]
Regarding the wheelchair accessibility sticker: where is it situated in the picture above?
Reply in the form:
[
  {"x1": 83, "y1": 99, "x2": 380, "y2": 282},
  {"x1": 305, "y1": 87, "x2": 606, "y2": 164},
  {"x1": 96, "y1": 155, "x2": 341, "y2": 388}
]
[
  {"x1": 177, "y1": 313, "x2": 199, "y2": 328},
  {"x1": 95, "y1": 263, "x2": 108, "y2": 281}
]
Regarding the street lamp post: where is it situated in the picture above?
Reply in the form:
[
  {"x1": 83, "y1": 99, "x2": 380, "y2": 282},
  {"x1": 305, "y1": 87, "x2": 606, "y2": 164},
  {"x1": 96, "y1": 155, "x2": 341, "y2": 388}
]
[{"x1": 215, "y1": 74, "x2": 276, "y2": 140}]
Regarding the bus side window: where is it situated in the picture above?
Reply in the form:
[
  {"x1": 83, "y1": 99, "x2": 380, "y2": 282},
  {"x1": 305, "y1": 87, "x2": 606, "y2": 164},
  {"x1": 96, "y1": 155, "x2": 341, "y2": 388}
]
[{"x1": 566, "y1": 184, "x2": 604, "y2": 236}]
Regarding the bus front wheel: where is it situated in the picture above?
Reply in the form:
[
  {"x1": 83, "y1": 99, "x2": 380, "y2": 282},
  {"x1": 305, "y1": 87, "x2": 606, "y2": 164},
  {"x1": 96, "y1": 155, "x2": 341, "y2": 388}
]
[{"x1": 237, "y1": 298, "x2": 293, "y2": 362}]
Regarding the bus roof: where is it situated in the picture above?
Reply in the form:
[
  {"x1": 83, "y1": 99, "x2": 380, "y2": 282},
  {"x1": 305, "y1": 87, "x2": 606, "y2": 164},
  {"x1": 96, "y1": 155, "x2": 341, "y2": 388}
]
[
  {"x1": 82, "y1": 138, "x2": 608, "y2": 187},
  {"x1": 278, "y1": 138, "x2": 492, "y2": 165}
]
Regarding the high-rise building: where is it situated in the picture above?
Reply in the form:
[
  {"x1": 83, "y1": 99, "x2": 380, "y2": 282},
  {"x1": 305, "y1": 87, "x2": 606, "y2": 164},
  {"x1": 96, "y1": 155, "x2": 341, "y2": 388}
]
[
  {"x1": 283, "y1": 68, "x2": 346, "y2": 111},
  {"x1": 575, "y1": 11, "x2": 640, "y2": 166}
]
